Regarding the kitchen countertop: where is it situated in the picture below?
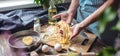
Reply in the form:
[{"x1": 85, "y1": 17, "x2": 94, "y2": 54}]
[{"x1": 0, "y1": 31, "x2": 108, "y2": 56}]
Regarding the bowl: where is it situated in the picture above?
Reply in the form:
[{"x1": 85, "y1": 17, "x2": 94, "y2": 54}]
[{"x1": 8, "y1": 30, "x2": 41, "y2": 54}]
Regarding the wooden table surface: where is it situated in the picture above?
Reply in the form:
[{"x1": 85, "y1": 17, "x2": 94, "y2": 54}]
[{"x1": 0, "y1": 31, "x2": 108, "y2": 56}]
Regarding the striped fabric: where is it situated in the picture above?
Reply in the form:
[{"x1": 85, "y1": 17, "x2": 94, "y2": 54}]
[{"x1": 76, "y1": 0, "x2": 106, "y2": 38}]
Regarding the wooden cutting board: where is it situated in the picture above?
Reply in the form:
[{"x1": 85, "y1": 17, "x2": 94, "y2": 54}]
[
  {"x1": 69, "y1": 32, "x2": 97, "y2": 53},
  {"x1": 43, "y1": 31, "x2": 96, "y2": 53}
]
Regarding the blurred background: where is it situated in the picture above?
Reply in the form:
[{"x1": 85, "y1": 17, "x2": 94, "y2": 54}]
[{"x1": 0, "y1": 0, "x2": 71, "y2": 11}]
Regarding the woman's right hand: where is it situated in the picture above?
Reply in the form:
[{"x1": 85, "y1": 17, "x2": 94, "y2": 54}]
[{"x1": 52, "y1": 11, "x2": 74, "y2": 24}]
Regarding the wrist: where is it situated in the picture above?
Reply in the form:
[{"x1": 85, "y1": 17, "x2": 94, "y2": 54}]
[
  {"x1": 67, "y1": 10, "x2": 75, "y2": 15},
  {"x1": 67, "y1": 10, "x2": 75, "y2": 18},
  {"x1": 77, "y1": 23, "x2": 86, "y2": 30}
]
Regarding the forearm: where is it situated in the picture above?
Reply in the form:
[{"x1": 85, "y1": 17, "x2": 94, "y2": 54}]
[
  {"x1": 78, "y1": 0, "x2": 114, "y2": 28},
  {"x1": 67, "y1": 0, "x2": 79, "y2": 17},
  {"x1": 66, "y1": 0, "x2": 79, "y2": 24}
]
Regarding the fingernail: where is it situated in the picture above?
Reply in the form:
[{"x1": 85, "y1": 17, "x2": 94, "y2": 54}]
[{"x1": 69, "y1": 37, "x2": 73, "y2": 41}]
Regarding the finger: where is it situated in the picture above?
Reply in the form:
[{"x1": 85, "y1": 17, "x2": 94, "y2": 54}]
[
  {"x1": 67, "y1": 15, "x2": 73, "y2": 24},
  {"x1": 70, "y1": 26, "x2": 74, "y2": 31},
  {"x1": 70, "y1": 31, "x2": 78, "y2": 40},
  {"x1": 69, "y1": 27, "x2": 77, "y2": 40},
  {"x1": 52, "y1": 14, "x2": 61, "y2": 19},
  {"x1": 66, "y1": 19, "x2": 72, "y2": 25},
  {"x1": 69, "y1": 27, "x2": 73, "y2": 34},
  {"x1": 66, "y1": 21, "x2": 71, "y2": 25}
]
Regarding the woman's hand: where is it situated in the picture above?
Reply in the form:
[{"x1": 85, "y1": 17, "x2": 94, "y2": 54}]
[
  {"x1": 52, "y1": 11, "x2": 74, "y2": 24},
  {"x1": 70, "y1": 23, "x2": 84, "y2": 40}
]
